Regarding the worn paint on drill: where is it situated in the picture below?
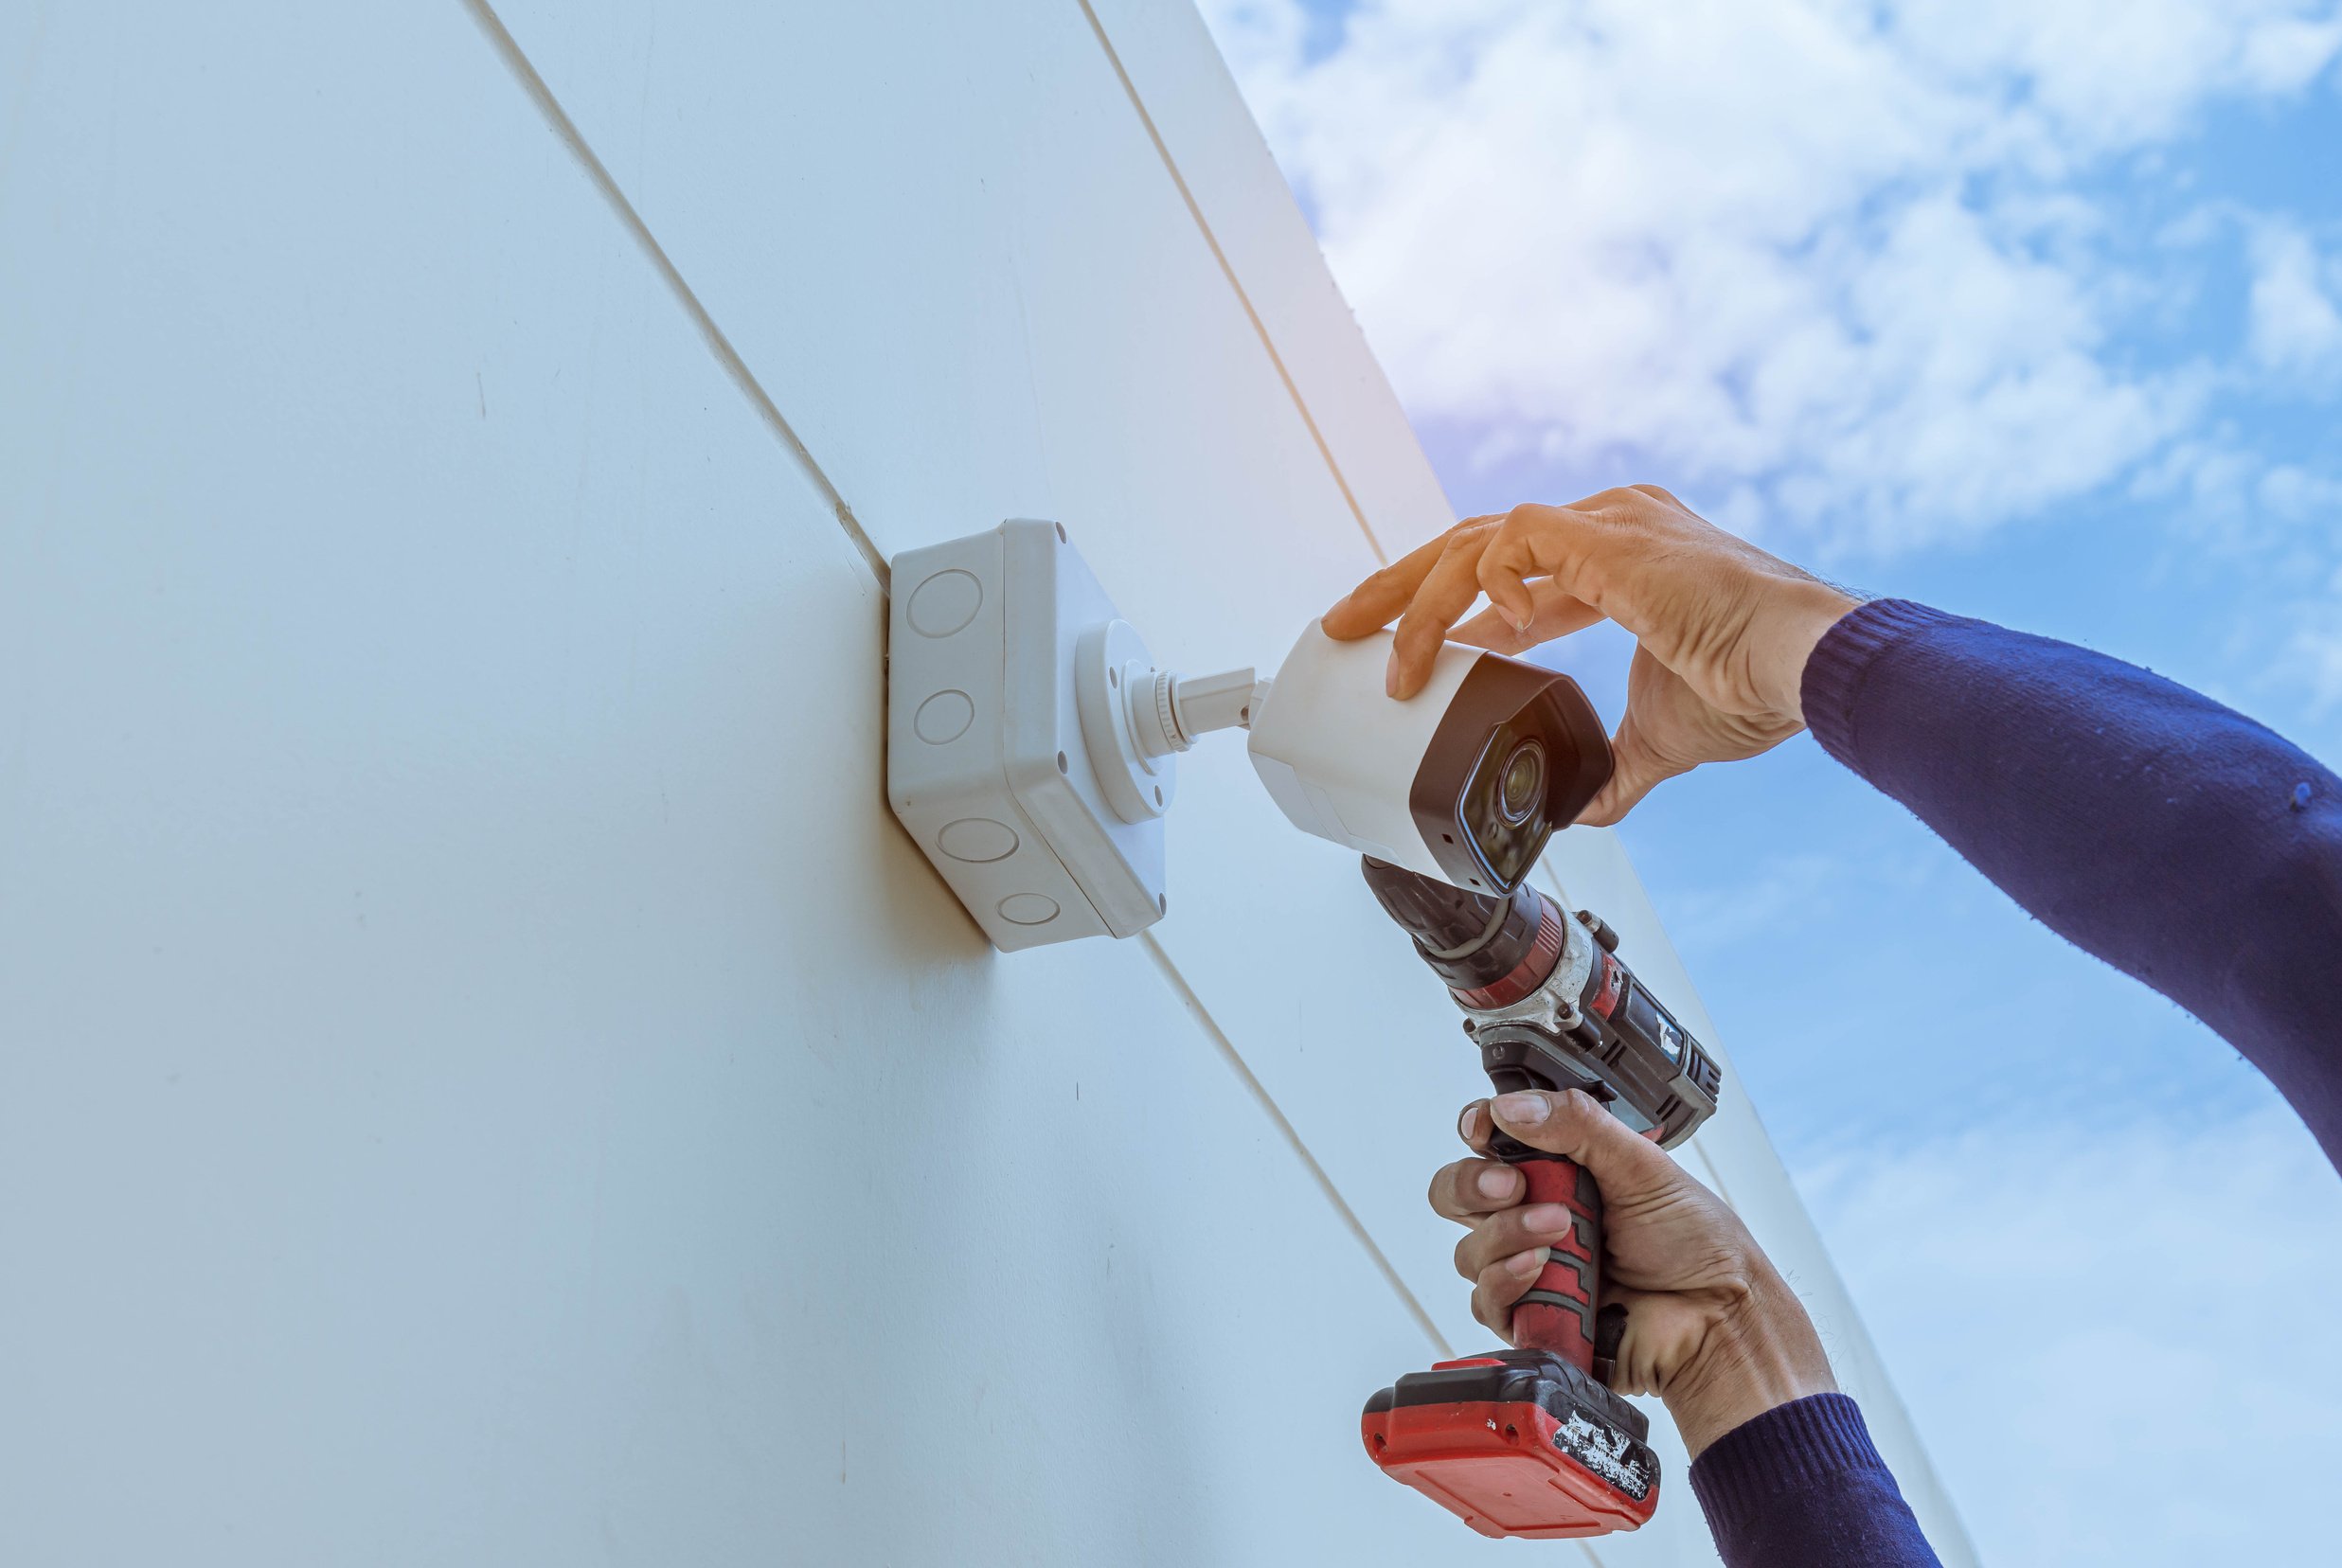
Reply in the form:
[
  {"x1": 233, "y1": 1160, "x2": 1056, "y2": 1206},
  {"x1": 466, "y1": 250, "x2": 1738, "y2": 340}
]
[
  {"x1": 1556, "y1": 1412, "x2": 1655, "y2": 1500},
  {"x1": 1589, "y1": 952, "x2": 1626, "y2": 1018}
]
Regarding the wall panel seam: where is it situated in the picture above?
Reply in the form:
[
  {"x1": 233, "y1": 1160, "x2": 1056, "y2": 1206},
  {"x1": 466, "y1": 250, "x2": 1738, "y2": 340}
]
[
  {"x1": 1073, "y1": 0, "x2": 1389, "y2": 568},
  {"x1": 455, "y1": 0, "x2": 889, "y2": 588},
  {"x1": 1137, "y1": 932, "x2": 1451, "y2": 1358}
]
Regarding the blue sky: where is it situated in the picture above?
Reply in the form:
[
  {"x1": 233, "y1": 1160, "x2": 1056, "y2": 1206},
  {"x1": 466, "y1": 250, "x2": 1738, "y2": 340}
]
[{"x1": 1202, "y1": 3, "x2": 2342, "y2": 1562}]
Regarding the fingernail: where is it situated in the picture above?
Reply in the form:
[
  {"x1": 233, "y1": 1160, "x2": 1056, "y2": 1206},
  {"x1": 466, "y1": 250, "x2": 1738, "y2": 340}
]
[
  {"x1": 1493, "y1": 1091, "x2": 1549, "y2": 1126},
  {"x1": 1476, "y1": 1167, "x2": 1522, "y2": 1201},
  {"x1": 1505, "y1": 1248, "x2": 1546, "y2": 1279},
  {"x1": 1520, "y1": 1203, "x2": 1572, "y2": 1234},
  {"x1": 1507, "y1": 604, "x2": 1532, "y2": 633},
  {"x1": 1384, "y1": 656, "x2": 1400, "y2": 698},
  {"x1": 1457, "y1": 1101, "x2": 1487, "y2": 1142}
]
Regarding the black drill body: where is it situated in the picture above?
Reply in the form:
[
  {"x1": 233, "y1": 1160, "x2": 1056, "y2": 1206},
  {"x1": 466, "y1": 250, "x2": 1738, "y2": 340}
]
[{"x1": 1362, "y1": 859, "x2": 1722, "y2": 1150}]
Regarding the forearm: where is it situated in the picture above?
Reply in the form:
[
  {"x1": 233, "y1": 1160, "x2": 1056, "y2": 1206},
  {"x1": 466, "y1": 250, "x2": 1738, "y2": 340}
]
[{"x1": 1802, "y1": 600, "x2": 2342, "y2": 1164}]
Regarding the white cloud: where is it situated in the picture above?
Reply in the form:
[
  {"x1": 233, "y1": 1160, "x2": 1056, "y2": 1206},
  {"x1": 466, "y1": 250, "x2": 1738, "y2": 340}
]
[
  {"x1": 2246, "y1": 221, "x2": 2342, "y2": 376},
  {"x1": 1204, "y1": 0, "x2": 2342, "y2": 556},
  {"x1": 2132, "y1": 437, "x2": 2342, "y2": 555},
  {"x1": 2127, "y1": 444, "x2": 2342, "y2": 727},
  {"x1": 2260, "y1": 463, "x2": 2342, "y2": 521},
  {"x1": 1889, "y1": 0, "x2": 2342, "y2": 146},
  {"x1": 1801, "y1": 1103, "x2": 2342, "y2": 1568},
  {"x1": 2238, "y1": 14, "x2": 2342, "y2": 92}
]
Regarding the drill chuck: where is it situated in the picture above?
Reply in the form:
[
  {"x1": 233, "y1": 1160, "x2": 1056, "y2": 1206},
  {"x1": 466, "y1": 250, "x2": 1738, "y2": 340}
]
[{"x1": 1359, "y1": 859, "x2": 1547, "y2": 991}]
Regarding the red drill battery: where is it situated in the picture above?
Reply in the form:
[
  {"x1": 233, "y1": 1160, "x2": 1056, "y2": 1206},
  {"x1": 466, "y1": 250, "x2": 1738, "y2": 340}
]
[{"x1": 1361, "y1": 1348, "x2": 1658, "y2": 1539}]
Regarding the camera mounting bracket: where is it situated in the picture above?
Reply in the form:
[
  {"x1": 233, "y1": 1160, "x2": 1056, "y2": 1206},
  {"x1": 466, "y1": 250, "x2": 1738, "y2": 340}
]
[{"x1": 886, "y1": 520, "x2": 1255, "y2": 952}]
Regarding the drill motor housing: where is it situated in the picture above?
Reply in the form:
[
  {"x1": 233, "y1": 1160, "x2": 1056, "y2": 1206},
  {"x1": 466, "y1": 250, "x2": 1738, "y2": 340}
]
[{"x1": 1363, "y1": 862, "x2": 1721, "y2": 1149}]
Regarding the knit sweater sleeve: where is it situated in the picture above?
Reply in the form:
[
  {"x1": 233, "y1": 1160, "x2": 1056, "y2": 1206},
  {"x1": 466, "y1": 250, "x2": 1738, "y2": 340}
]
[
  {"x1": 1689, "y1": 1395, "x2": 1942, "y2": 1567},
  {"x1": 1683, "y1": 601, "x2": 2342, "y2": 1568},
  {"x1": 1799, "y1": 598, "x2": 2342, "y2": 1166}
]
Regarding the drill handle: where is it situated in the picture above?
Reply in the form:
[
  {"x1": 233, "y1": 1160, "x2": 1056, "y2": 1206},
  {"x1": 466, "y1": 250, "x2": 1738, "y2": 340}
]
[{"x1": 1505, "y1": 1151, "x2": 1604, "y2": 1374}]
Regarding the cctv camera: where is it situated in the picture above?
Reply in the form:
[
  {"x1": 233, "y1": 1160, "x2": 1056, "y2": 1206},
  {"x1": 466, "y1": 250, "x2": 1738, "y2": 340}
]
[{"x1": 1247, "y1": 622, "x2": 1612, "y2": 897}]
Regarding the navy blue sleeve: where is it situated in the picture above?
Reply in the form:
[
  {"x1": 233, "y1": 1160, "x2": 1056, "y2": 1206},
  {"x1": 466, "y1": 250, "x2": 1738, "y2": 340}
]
[
  {"x1": 1801, "y1": 598, "x2": 2342, "y2": 1167},
  {"x1": 1689, "y1": 1396, "x2": 1941, "y2": 1567},
  {"x1": 1683, "y1": 600, "x2": 2342, "y2": 1568}
]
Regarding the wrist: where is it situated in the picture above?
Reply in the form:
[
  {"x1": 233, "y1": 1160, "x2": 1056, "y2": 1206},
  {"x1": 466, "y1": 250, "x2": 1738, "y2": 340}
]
[
  {"x1": 1662, "y1": 1265, "x2": 1838, "y2": 1457},
  {"x1": 1749, "y1": 578, "x2": 1860, "y2": 724}
]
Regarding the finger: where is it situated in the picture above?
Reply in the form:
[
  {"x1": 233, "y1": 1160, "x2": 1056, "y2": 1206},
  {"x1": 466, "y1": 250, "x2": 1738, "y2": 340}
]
[
  {"x1": 1475, "y1": 525, "x2": 1540, "y2": 633},
  {"x1": 1322, "y1": 530, "x2": 1446, "y2": 639},
  {"x1": 1388, "y1": 525, "x2": 1495, "y2": 698},
  {"x1": 1450, "y1": 578, "x2": 1605, "y2": 654},
  {"x1": 1452, "y1": 1201, "x2": 1590, "y2": 1281},
  {"x1": 1457, "y1": 1097, "x2": 1493, "y2": 1152},
  {"x1": 1484, "y1": 1088, "x2": 1683, "y2": 1203},
  {"x1": 1574, "y1": 717, "x2": 1693, "y2": 828},
  {"x1": 1472, "y1": 1250, "x2": 1546, "y2": 1341},
  {"x1": 1427, "y1": 1156, "x2": 1526, "y2": 1223},
  {"x1": 1591, "y1": 1286, "x2": 1670, "y2": 1398},
  {"x1": 1478, "y1": 503, "x2": 1600, "y2": 621},
  {"x1": 1478, "y1": 502, "x2": 1600, "y2": 632},
  {"x1": 1449, "y1": 604, "x2": 1529, "y2": 654},
  {"x1": 1322, "y1": 517, "x2": 1499, "y2": 639}
]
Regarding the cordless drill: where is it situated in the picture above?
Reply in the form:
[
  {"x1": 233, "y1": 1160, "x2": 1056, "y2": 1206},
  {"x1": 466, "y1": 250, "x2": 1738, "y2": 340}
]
[{"x1": 1357, "y1": 857, "x2": 1724, "y2": 1540}]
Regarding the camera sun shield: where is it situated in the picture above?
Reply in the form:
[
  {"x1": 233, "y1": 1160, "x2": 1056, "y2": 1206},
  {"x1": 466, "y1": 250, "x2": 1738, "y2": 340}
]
[
  {"x1": 1421, "y1": 657, "x2": 1613, "y2": 894},
  {"x1": 1248, "y1": 623, "x2": 1614, "y2": 897}
]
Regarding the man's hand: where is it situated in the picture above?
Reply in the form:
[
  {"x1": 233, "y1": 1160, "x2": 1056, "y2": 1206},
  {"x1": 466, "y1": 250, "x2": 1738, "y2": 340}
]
[
  {"x1": 1430, "y1": 1088, "x2": 1836, "y2": 1456},
  {"x1": 1323, "y1": 488, "x2": 1858, "y2": 824}
]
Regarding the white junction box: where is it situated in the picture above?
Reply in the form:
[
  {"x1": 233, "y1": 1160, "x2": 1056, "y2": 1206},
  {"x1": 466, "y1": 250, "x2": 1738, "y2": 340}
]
[{"x1": 887, "y1": 520, "x2": 1171, "y2": 951}]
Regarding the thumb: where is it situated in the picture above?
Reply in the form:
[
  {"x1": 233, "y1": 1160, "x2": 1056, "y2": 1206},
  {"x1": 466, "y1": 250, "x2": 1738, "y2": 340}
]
[
  {"x1": 1576, "y1": 723, "x2": 1689, "y2": 828},
  {"x1": 1487, "y1": 1089, "x2": 1680, "y2": 1203}
]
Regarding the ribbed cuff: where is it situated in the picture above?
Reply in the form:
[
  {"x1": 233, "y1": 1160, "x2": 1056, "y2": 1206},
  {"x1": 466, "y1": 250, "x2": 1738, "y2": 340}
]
[
  {"x1": 1799, "y1": 598, "x2": 1956, "y2": 772},
  {"x1": 1689, "y1": 1392, "x2": 1888, "y2": 1527}
]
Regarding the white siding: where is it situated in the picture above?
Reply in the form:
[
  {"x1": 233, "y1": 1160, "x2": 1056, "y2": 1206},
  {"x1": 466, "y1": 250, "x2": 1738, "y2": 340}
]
[{"x1": 0, "y1": 3, "x2": 1975, "y2": 1563}]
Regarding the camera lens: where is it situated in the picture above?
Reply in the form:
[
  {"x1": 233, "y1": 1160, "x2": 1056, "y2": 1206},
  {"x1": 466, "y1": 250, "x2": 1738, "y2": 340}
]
[{"x1": 1497, "y1": 739, "x2": 1545, "y2": 825}]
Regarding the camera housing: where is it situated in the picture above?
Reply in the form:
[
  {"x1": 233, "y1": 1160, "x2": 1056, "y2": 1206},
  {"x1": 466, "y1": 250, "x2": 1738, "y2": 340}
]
[{"x1": 1248, "y1": 624, "x2": 1612, "y2": 897}]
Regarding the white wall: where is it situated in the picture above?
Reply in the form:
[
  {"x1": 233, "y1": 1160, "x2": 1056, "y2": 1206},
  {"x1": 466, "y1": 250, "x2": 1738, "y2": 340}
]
[{"x1": 0, "y1": 3, "x2": 1976, "y2": 1563}]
